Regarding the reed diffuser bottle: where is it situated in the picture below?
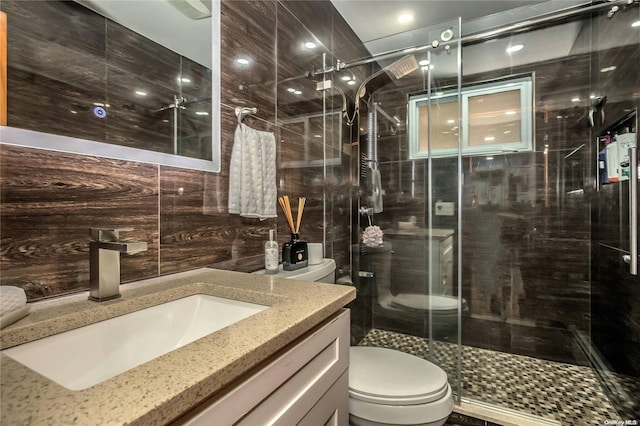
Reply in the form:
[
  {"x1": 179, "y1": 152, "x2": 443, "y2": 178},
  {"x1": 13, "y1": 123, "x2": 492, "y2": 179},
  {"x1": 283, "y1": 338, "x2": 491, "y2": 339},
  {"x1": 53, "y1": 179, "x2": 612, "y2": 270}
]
[{"x1": 278, "y1": 196, "x2": 308, "y2": 271}]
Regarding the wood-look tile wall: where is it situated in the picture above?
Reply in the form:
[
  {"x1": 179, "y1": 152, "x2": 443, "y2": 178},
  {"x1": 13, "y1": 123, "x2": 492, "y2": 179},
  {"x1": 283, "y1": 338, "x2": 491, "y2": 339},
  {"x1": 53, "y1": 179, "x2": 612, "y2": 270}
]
[{"x1": 0, "y1": 0, "x2": 365, "y2": 301}]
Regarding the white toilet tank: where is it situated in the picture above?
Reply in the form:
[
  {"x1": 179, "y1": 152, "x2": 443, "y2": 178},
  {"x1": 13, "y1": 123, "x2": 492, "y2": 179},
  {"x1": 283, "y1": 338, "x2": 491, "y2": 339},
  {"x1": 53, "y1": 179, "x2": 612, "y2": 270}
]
[{"x1": 253, "y1": 258, "x2": 336, "y2": 283}]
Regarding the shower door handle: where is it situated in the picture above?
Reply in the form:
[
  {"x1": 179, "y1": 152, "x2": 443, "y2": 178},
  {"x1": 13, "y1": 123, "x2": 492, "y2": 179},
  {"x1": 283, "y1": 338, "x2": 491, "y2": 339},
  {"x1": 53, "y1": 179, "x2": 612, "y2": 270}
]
[{"x1": 629, "y1": 146, "x2": 637, "y2": 275}]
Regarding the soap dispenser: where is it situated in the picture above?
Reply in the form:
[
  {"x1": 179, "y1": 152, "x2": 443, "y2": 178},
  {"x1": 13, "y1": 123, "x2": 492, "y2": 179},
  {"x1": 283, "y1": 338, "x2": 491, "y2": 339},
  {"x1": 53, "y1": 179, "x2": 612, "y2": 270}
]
[{"x1": 264, "y1": 229, "x2": 279, "y2": 273}]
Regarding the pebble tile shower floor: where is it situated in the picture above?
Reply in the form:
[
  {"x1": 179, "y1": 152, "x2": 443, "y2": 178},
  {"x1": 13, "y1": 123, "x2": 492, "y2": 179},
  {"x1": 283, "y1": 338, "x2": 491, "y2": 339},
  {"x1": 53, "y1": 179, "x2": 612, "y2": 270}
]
[{"x1": 358, "y1": 328, "x2": 619, "y2": 425}]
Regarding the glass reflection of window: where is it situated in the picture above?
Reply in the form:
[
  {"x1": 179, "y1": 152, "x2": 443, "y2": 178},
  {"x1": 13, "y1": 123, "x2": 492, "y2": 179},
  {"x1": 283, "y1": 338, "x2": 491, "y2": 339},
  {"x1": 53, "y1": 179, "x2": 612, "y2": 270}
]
[{"x1": 279, "y1": 111, "x2": 342, "y2": 168}]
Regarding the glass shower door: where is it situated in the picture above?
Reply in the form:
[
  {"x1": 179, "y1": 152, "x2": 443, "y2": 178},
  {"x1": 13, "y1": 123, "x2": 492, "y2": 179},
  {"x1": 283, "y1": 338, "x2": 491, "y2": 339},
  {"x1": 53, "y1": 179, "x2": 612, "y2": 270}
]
[
  {"x1": 591, "y1": 110, "x2": 640, "y2": 419},
  {"x1": 356, "y1": 19, "x2": 463, "y2": 400}
]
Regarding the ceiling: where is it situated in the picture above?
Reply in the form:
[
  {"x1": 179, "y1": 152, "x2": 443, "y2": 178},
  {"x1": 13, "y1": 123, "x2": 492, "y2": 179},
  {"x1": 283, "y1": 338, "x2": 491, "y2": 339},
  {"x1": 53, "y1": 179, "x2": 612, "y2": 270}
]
[
  {"x1": 328, "y1": 0, "x2": 639, "y2": 82},
  {"x1": 330, "y1": 0, "x2": 551, "y2": 46},
  {"x1": 328, "y1": 0, "x2": 595, "y2": 64}
]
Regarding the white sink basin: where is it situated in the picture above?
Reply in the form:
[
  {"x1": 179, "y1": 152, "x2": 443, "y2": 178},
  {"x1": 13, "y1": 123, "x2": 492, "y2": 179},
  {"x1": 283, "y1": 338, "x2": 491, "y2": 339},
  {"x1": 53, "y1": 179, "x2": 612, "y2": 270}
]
[{"x1": 2, "y1": 294, "x2": 267, "y2": 390}]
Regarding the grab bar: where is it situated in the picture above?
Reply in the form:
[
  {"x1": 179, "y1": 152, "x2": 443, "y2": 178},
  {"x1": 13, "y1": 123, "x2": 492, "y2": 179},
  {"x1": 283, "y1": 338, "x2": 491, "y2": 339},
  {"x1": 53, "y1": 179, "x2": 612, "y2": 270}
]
[{"x1": 629, "y1": 146, "x2": 637, "y2": 275}]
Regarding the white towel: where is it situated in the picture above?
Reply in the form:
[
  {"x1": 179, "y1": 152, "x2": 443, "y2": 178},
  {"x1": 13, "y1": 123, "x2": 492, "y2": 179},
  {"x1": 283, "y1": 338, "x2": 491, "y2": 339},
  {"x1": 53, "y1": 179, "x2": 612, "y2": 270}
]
[
  {"x1": 228, "y1": 124, "x2": 277, "y2": 220},
  {"x1": 0, "y1": 286, "x2": 30, "y2": 329}
]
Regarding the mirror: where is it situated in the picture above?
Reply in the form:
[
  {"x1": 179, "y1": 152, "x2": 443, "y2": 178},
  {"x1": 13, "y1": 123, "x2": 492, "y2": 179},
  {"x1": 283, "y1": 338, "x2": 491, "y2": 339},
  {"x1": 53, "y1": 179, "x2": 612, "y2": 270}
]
[{"x1": 0, "y1": 0, "x2": 220, "y2": 172}]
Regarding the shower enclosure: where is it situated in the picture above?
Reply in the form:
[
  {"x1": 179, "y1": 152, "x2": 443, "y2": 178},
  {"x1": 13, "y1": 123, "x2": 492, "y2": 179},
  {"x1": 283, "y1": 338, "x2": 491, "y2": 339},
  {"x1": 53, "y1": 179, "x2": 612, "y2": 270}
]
[
  {"x1": 276, "y1": 0, "x2": 638, "y2": 421},
  {"x1": 309, "y1": 0, "x2": 639, "y2": 423}
]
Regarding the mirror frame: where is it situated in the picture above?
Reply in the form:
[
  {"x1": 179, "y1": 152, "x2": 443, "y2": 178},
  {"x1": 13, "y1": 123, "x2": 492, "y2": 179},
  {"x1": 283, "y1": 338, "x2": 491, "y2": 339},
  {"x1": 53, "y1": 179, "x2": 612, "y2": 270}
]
[{"x1": 0, "y1": 2, "x2": 221, "y2": 173}]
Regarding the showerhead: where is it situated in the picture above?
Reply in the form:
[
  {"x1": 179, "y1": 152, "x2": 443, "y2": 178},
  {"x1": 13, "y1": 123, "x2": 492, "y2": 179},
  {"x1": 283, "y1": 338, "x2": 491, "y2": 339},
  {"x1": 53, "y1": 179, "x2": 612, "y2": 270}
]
[
  {"x1": 354, "y1": 55, "x2": 418, "y2": 112},
  {"x1": 385, "y1": 55, "x2": 419, "y2": 80}
]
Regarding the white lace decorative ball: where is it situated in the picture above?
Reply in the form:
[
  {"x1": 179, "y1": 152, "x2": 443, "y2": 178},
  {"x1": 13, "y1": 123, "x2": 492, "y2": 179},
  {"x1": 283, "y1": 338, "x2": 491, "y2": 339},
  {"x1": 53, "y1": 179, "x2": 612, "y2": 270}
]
[{"x1": 362, "y1": 225, "x2": 384, "y2": 247}]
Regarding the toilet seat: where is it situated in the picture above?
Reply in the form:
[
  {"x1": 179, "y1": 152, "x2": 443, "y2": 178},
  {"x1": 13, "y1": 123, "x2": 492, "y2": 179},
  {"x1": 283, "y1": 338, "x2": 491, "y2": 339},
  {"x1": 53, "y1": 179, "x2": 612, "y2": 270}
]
[
  {"x1": 349, "y1": 346, "x2": 449, "y2": 405},
  {"x1": 390, "y1": 294, "x2": 459, "y2": 312}
]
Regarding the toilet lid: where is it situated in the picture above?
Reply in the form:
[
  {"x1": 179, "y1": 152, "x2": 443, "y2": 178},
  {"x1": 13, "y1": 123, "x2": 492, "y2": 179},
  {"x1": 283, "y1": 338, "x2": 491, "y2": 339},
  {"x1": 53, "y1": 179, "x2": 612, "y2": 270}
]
[
  {"x1": 349, "y1": 346, "x2": 449, "y2": 405},
  {"x1": 391, "y1": 294, "x2": 459, "y2": 312}
]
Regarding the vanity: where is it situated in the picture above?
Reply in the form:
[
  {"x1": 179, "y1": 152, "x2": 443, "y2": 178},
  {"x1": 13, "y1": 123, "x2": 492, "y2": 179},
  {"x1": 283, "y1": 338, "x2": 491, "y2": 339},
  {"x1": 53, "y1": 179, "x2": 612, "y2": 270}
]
[
  {"x1": 384, "y1": 228, "x2": 454, "y2": 296},
  {"x1": 0, "y1": 268, "x2": 355, "y2": 425}
]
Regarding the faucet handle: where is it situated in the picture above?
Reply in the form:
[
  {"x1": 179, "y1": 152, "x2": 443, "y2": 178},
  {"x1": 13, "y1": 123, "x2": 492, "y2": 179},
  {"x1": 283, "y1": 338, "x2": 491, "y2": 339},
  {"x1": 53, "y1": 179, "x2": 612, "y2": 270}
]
[{"x1": 90, "y1": 227, "x2": 134, "y2": 242}]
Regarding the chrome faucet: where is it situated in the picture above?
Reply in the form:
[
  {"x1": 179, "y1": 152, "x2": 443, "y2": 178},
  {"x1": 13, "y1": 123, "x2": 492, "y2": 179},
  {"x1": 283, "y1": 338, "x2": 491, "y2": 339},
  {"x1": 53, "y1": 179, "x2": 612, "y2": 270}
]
[{"x1": 89, "y1": 227, "x2": 148, "y2": 302}]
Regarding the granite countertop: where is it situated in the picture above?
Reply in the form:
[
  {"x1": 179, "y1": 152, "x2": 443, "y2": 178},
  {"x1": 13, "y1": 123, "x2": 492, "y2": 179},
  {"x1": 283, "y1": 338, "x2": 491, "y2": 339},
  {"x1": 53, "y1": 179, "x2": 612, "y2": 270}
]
[{"x1": 0, "y1": 268, "x2": 356, "y2": 425}]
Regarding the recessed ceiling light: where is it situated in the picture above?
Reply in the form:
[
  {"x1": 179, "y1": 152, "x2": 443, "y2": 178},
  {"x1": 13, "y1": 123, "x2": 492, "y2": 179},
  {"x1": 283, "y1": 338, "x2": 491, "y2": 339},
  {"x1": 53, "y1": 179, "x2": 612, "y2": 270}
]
[
  {"x1": 600, "y1": 66, "x2": 616, "y2": 73},
  {"x1": 195, "y1": 111, "x2": 209, "y2": 116},
  {"x1": 418, "y1": 59, "x2": 430, "y2": 66},
  {"x1": 398, "y1": 12, "x2": 414, "y2": 24},
  {"x1": 287, "y1": 88, "x2": 296, "y2": 93},
  {"x1": 447, "y1": 119, "x2": 455, "y2": 124},
  {"x1": 304, "y1": 41, "x2": 316, "y2": 49},
  {"x1": 70, "y1": 110, "x2": 77, "y2": 114},
  {"x1": 314, "y1": 134, "x2": 322, "y2": 138},
  {"x1": 341, "y1": 75, "x2": 352, "y2": 81},
  {"x1": 632, "y1": 20, "x2": 640, "y2": 28},
  {"x1": 571, "y1": 97, "x2": 581, "y2": 102},
  {"x1": 506, "y1": 44, "x2": 524, "y2": 54},
  {"x1": 505, "y1": 111, "x2": 517, "y2": 115},
  {"x1": 135, "y1": 90, "x2": 147, "y2": 96},
  {"x1": 294, "y1": 90, "x2": 302, "y2": 95},
  {"x1": 347, "y1": 80, "x2": 356, "y2": 85},
  {"x1": 484, "y1": 136, "x2": 495, "y2": 141},
  {"x1": 556, "y1": 115, "x2": 563, "y2": 119},
  {"x1": 486, "y1": 156, "x2": 494, "y2": 160},
  {"x1": 179, "y1": 77, "x2": 191, "y2": 83},
  {"x1": 236, "y1": 57, "x2": 250, "y2": 65}
]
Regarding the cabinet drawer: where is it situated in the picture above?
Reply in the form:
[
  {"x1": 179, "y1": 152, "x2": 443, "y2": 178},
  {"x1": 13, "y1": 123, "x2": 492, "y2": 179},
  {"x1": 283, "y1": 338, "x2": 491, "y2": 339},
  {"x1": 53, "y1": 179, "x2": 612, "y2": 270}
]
[
  {"x1": 181, "y1": 309, "x2": 350, "y2": 426},
  {"x1": 298, "y1": 370, "x2": 349, "y2": 426}
]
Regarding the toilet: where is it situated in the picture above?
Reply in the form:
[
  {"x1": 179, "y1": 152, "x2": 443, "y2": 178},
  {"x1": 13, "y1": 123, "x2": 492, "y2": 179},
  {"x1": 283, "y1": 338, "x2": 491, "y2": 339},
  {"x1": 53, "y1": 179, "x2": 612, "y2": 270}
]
[
  {"x1": 349, "y1": 346, "x2": 453, "y2": 426},
  {"x1": 254, "y1": 258, "x2": 454, "y2": 426},
  {"x1": 361, "y1": 242, "x2": 464, "y2": 337}
]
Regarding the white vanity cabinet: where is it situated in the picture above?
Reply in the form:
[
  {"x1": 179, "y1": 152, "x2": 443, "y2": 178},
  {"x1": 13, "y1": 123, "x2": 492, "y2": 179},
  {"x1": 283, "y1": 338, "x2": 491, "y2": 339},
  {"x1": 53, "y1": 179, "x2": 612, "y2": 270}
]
[{"x1": 178, "y1": 309, "x2": 350, "y2": 426}]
